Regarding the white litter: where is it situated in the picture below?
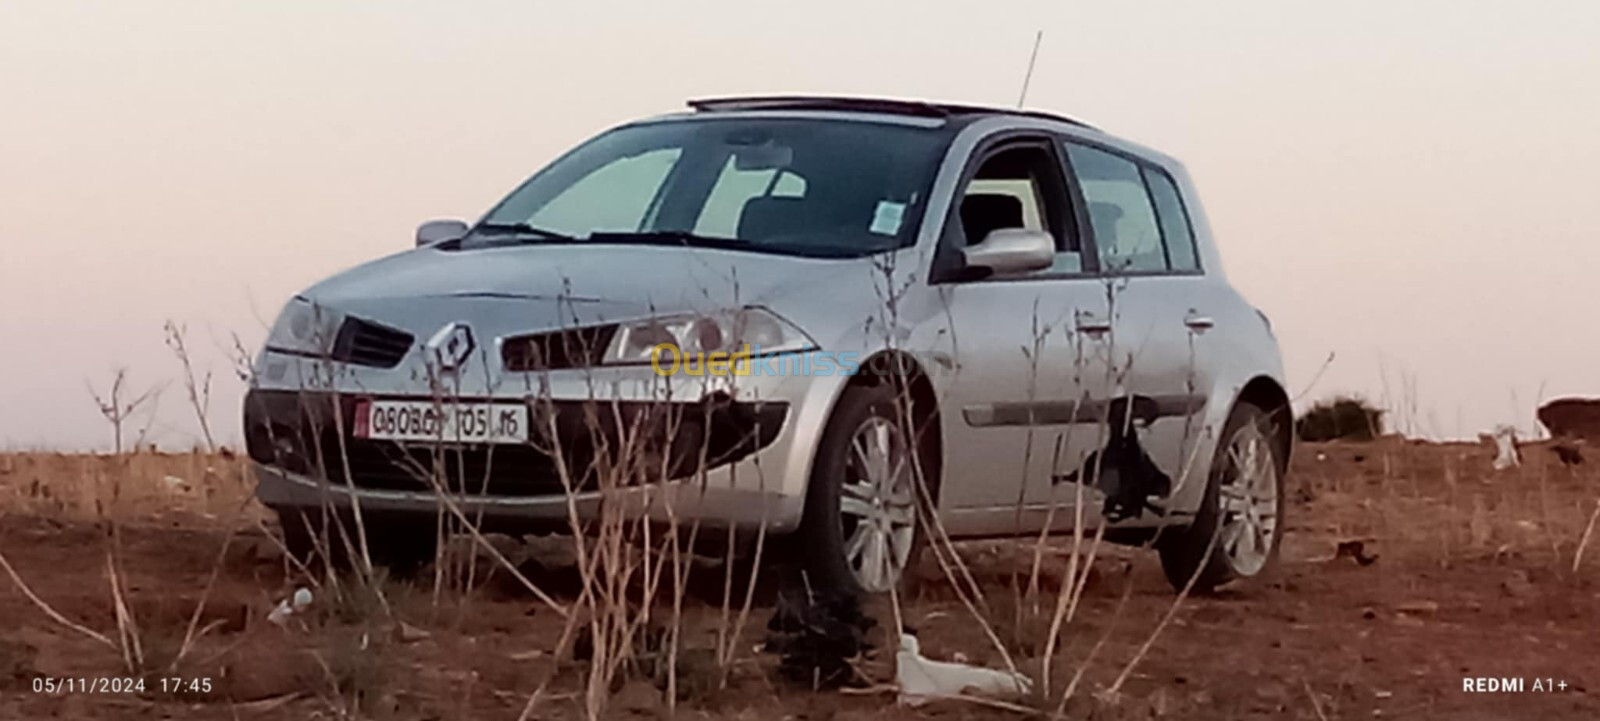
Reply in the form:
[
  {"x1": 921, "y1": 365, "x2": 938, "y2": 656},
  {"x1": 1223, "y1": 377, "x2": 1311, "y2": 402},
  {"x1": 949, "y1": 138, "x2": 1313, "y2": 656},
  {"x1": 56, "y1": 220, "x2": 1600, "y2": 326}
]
[
  {"x1": 896, "y1": 633, "x2": 1032, "y2": 706},
  {"x1": 267, "y1": 587, "x2": 314, "y2": 625},
  {"x1": 1491, "y1": 425, "x2": 1520, "y2": 470},
  {"x1": 161, "y1": 475, "x2": 190, "y2": 492}
]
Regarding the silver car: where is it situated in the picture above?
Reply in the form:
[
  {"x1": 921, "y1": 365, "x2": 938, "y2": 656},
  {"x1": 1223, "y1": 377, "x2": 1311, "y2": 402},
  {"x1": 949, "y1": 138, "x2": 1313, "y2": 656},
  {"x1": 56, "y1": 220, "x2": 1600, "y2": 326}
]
[{"x1": 245, "y1": 96, "x2": 1291, "y2": 595}]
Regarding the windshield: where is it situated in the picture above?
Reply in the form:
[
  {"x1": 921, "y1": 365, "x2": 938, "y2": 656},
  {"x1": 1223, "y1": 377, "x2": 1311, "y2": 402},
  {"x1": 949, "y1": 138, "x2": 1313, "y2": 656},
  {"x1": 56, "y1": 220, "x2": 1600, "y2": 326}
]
[{"x1": 470, "y1": 118, "x2": 950, "y2": 258}]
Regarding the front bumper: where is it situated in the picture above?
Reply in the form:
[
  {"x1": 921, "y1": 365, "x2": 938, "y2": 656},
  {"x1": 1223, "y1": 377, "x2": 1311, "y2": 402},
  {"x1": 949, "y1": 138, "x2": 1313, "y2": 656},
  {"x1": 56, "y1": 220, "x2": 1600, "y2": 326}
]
[
  {"x1": 251, "y1": 462, "x2": 797, "y2": 535},
  {"x1": 244, "y1": 387, "x2": 801, "y2": 533}
]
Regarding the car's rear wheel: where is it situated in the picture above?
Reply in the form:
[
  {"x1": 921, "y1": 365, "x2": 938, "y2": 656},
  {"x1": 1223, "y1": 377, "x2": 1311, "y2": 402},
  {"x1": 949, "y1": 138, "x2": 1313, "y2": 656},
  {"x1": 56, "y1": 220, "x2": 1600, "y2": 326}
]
[
  {"x1": 794, "y1": 384, "x2": 928, "y2": 595},
  {"x1": 277, "y1": 508, "x2": 438, "y2": 576},
  {"x1": 1158, "y1": 401, "x2": 1285, "y2": 592}
]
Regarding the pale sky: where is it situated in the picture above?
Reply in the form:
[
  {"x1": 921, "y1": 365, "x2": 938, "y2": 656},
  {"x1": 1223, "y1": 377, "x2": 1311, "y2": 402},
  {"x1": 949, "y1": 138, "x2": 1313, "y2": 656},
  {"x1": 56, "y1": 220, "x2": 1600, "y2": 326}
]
[{"x1": 3, "y1": 0, "x2": 1597, "y2": 449}]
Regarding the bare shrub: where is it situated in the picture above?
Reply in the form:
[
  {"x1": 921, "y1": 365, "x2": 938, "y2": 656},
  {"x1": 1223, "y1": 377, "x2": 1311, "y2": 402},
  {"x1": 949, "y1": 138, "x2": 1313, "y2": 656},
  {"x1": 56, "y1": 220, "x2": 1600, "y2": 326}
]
[{"x1": 1297, "y1": 395, "x2": 1383, "y2": 442}]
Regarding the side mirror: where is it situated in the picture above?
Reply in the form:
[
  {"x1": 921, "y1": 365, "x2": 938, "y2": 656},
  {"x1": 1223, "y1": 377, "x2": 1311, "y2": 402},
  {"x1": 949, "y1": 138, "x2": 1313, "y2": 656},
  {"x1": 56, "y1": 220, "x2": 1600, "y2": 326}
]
[
  {"x1": 416, "y1": 219, "x2": 469, "y2": 247},
  {"x1": 961, "y1": 228, "x2": 1054, "y2": 275}
]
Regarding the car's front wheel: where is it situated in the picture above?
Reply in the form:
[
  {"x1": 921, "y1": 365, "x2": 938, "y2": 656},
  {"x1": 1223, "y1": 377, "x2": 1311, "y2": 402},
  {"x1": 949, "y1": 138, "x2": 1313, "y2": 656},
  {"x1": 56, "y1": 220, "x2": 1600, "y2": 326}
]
[
  {"x1": 794, "y1": 384, "x2": 928, "y2": 595},
  {"x1": 1158, "y1": 401, "x2": 1286, "y2": 592}
]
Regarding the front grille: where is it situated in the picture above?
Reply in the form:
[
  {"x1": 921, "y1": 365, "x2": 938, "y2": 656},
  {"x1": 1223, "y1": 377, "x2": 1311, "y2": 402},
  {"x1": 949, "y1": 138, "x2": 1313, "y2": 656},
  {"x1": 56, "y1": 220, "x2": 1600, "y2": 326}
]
[
  {"x1": 501, "y1": 324, "x2": 618, "y2": 372},
  {"x1": 333, "y1": 318, "x2": 413, "y2": 368}
]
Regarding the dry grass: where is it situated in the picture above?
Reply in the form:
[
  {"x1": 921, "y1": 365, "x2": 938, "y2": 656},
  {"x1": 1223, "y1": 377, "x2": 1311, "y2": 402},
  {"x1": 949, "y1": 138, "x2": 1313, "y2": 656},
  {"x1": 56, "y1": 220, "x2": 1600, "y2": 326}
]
[
  {"x1": 0, "y1": 450, "x2": 258, "y2": 522},
  {"x1": 1, "y1": 314, "x2": 1598, "y2": 719},
  {"x1": 1292, "y1": 435, "x2": 1598, "y2": 572},
  {"x1": 2, "y1": 436, "x2": 1599, "y2": 719}
]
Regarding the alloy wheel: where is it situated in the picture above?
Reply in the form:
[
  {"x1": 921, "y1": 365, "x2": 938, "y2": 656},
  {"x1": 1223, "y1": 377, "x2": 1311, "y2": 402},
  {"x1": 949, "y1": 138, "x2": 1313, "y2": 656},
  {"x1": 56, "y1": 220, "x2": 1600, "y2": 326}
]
[
  {"x1": 838, "y1": 416, "x2": 917, "y2": 592},
  {"x1": 1216, "y1": 421, "x2": 1280, "y2": 577}
]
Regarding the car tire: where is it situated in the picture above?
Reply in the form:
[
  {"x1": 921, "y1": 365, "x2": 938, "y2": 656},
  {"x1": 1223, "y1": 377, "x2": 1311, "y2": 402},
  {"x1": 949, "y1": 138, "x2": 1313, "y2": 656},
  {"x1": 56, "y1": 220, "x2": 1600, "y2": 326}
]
[
  {"x1": 793, "y1": 383, "x2": 932, "y2": 596},
  {"x1": 1157, "y1": 400, "x2": 1286, "y2": 593},
  {"x1": 277, "y1": 508, "x2": 438, "y2": 576}
]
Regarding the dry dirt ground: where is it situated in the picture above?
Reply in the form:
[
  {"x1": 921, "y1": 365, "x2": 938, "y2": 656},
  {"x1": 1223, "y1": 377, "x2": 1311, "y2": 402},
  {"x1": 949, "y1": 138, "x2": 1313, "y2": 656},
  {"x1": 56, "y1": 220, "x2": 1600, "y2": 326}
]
[{"x1": 1, "y1": 439, "x2": 1597, "y2": 720}]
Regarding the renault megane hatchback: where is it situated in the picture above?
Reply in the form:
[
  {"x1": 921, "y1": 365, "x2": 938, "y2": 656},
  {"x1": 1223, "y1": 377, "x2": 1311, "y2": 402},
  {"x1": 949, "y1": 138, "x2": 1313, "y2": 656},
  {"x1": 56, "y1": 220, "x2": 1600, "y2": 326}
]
[{"x1": 245, "y1": 96, "x2": 1292, "y2": 595}]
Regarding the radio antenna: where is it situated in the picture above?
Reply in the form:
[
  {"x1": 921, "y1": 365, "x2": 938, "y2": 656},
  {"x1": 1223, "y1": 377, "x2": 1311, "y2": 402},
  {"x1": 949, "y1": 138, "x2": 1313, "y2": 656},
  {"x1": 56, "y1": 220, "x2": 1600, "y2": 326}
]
[{"x1": 1016, "y1": 30, "x2": 1043, "y2": 108}]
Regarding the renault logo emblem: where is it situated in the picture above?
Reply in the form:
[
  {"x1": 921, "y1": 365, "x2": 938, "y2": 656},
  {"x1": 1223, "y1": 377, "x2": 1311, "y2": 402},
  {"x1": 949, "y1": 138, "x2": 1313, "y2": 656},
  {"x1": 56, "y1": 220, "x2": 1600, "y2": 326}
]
[{"x1": 426, "y1": 322, "x2": 476, "y2": 371}]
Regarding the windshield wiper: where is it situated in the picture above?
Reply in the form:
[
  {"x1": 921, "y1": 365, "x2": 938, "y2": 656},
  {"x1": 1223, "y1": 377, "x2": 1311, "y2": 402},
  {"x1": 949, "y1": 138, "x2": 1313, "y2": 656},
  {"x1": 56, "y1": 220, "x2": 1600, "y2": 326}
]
[
  {"x1": 472, "y1": 222, "x2": 580, "y2": 243},
  {"x1": 586, "y1": 230, "x2": 751, "y2": 251},
  {"x1": 470, "y1": 226, "x2": 783, "y2": 254}
]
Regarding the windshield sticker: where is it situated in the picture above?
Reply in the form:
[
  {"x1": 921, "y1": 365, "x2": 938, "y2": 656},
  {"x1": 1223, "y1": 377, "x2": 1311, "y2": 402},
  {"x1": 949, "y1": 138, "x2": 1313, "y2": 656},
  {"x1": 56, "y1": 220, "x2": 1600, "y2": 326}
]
[{"x1": 870, "y1": 200, "x2": 906, "y2": 236}]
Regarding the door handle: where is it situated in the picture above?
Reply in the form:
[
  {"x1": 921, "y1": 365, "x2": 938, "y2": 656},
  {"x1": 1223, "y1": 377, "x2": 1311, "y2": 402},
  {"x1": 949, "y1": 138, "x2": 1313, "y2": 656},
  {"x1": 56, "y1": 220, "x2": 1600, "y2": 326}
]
[
  {"x1": 1075, "y1": 313, "x2": 1112, "y2": 334},
  {"x1": 1184, "y1": 311, "x2": 1215, "y2": 331}
]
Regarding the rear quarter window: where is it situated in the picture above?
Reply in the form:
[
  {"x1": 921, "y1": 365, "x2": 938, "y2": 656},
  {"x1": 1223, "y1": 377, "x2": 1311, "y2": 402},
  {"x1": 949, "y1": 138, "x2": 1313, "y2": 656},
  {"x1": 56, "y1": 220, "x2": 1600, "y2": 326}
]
[{"x1": 1141, "y1": 167, "x2": 1200, "y2": 273}]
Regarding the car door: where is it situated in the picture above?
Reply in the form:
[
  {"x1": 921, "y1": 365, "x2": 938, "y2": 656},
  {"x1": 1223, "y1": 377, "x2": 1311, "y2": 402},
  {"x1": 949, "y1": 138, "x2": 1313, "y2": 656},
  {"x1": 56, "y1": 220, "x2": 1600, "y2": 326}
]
[
  {"x1": 1059, "y1": 140, "x2": 1220, "y2": 522},
  {"x1": 915, "y1": 134, "x2": 1114, "y2": 535}
]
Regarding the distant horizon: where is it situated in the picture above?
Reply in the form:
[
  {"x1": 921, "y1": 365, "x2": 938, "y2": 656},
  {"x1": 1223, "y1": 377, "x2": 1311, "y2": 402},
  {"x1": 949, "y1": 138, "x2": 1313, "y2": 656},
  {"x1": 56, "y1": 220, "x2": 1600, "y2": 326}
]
[{"x1": 5, "y1": 0, "x2": 1598, "y2": 450}]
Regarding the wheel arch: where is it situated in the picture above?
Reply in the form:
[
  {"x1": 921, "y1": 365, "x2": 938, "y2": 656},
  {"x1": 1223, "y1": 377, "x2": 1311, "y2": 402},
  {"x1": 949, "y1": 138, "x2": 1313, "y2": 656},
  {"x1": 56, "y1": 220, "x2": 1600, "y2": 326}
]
[
  {"x1": 818, "y1": 351, "x2": 945, "y2": 503},
  {"x1": 1233, "y1": 375, "x2": 1294, "y2": 473}
]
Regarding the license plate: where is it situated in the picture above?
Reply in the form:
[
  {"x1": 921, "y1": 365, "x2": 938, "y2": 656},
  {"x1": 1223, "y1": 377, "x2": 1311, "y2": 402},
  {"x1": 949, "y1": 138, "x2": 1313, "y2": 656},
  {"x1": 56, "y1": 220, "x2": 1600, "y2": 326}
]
[{"x1": 354, "y1": 399, "x2": 529, "y2": 444}]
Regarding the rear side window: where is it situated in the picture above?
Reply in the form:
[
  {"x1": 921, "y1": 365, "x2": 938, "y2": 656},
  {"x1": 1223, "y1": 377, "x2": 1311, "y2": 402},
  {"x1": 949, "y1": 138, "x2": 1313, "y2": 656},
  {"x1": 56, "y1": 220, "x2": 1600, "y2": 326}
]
[{"x1": 1062, "y1": 142, "x2": 1200, "y2": 274}]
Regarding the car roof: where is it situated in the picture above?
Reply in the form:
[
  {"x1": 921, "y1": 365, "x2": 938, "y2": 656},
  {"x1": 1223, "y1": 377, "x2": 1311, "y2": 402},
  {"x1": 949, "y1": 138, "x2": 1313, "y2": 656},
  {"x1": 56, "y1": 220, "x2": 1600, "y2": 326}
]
[
  {"x1": 686, "y1": 95, "x2": 1097, "y2": 131},
  {"x1": 669, "y1": 95, "x2": 1179, "y2": 173}
]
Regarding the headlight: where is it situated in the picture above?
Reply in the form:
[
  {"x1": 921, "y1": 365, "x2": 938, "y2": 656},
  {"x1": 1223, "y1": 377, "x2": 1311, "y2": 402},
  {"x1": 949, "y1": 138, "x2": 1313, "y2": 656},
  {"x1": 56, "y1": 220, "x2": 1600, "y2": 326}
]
[
  {"x1": 604, "y1": 307, "x2": 814, "y2": 364},
  {"x1": 263, "y1": 297, "x2": 344, "y2": 356}
]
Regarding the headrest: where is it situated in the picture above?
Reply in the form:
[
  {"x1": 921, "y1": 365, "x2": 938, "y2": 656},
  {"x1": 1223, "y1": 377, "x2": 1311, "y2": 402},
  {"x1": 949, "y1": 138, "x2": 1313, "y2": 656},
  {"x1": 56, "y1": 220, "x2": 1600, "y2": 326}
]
[
  {"x1": 737, "y1": 196, "x2": 814, "y2": 241},
  {"x1": 1089, "y1": 201, "x2": 1124, "y2": 239},
  {"x1": 959, "y1": 193, "x2": 1025, "y2": 244}
]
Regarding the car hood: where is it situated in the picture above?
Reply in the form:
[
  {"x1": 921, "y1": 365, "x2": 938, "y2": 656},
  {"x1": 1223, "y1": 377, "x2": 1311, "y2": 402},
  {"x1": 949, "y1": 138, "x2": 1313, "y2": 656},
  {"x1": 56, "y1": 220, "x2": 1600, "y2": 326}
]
[{"x1": 300, "y1": 243, "x2": 895, "y2": 335}]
